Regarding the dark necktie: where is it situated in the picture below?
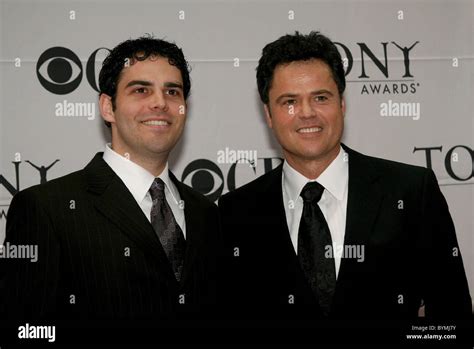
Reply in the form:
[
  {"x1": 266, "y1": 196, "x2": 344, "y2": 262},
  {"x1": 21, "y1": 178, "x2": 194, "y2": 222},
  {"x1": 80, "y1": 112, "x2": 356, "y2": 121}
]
[
  {"x1": 149, "y1": 178, "x2": 186, "y2": 282},
  {"x1": 298, "y1": 182, "x2": 336, "y2": 316}
]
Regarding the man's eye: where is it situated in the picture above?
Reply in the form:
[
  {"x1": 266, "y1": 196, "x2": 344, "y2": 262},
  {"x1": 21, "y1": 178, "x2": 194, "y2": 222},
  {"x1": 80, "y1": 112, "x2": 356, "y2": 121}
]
[
  {"x1": 134, "y1": 87, "x2": 147, "y2": 94},
  {"x1": 283, "y1": 99, "x2": 296, "y2": 105},
  {"x1": 167, "y1": 89, "x2": 180, "y2": 96},
  {"x1": 315, "y1": 95, "x2": 328, "y2": 102}
]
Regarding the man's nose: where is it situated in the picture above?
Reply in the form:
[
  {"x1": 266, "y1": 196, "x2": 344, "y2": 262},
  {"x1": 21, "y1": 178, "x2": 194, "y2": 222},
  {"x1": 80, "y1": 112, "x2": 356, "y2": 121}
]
[
  {"x1": 299, "y1": 99, "x2": 316, "y2": 119},
  {"x1": 150, "y1": 90, "x2": 168, "y2": 111}
]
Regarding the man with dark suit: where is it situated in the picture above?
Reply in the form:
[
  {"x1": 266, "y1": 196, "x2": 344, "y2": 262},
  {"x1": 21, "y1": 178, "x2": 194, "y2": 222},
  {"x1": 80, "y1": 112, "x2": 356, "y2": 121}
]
[
  {"x1": 219, "y1": 32, "x2": 471, "y2": 339},
  {"x1": 0, "y1": 36, "x2": 219, "y2": 336}
]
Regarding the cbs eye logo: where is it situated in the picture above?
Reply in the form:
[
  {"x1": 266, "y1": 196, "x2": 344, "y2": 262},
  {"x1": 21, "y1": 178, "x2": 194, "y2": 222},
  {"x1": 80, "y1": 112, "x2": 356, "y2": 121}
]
[
  {"x1": 36, "y1": 46, "x2": 110, "y2": 95},
  {"x1": 181, "y1": 159, "x2": 224, "y2": 202},
  {"x1": 181, "y1": 157, "x2": 272, "y2": 202}
]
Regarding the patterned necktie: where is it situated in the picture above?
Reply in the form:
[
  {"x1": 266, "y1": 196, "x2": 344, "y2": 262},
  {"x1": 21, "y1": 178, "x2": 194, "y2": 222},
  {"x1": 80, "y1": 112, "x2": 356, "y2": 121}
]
[
  {"x1": 298, "y1": 182, "x2": 336, "y2": 316},
  {"x1": 149, "y1": 178, "x2": 186, "y2": 282}
]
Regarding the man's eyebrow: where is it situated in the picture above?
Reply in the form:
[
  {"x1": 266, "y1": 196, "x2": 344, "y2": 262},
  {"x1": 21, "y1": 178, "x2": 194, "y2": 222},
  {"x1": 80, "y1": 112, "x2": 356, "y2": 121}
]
[
  {"x1": 164, "y1": 82, "x2": 183, "y2": 89},
  {"x1": 275, "y1": 89, "x2": 335, "y2": 103},
  {"x1": 275, "y1": 93, "x2": 298, "y2": 103},
  {"x1": 311, "y1": 89, "x2": 334, "y2": 96},
  {"x1": 124, "y1": 80, "x2": 183, "y2": 90},
  {"x1": 124, "y1": 80, "x2": 153, "y2": 88}
]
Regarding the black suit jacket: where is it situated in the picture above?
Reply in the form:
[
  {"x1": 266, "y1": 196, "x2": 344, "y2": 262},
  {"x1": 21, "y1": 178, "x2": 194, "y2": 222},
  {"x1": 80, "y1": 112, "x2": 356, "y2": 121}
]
[
  {"x1": 219, "y1": 145, "x2": 471, "y2": 325},
  {"x1": 0, "y1": 153, "x2": 220, "y2": 326}
]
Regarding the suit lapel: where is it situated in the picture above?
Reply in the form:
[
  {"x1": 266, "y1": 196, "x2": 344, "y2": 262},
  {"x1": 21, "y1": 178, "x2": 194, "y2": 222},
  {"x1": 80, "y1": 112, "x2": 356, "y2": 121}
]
[
  {"x1": 336, "y1": 145, "x2": 384, "y2": 287},
  {"x1": 259, "y1": 164, "x2": 294, "y2": 249},
  {"x1": 84, "y1": 153, "x2": 177, "y2": 281},
  {"x1": 258, "y1": 165, "x2": 306, "y2": 278}
]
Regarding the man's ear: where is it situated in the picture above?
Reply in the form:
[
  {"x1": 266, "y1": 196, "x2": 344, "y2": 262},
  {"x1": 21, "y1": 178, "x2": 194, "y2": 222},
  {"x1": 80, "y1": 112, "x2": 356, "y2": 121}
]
[
  {"x1": 99, "y1": 94, "x2": 115, "y2": 124},
  {"x1": 341, "y1": 96, "x2": 346, "y2": 117},
  {"x1": 264, "y1": 104, "x2": 273, "y2": 129}
]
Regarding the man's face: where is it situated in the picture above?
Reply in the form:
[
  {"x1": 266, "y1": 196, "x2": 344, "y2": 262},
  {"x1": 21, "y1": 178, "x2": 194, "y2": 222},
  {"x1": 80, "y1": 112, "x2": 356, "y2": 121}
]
[
  {"x1": 264, "y1": 59, "x2": 345, "y2": 167},
  {"x1": 101, "y1": 56, "x2": 186, "y2": 160}
]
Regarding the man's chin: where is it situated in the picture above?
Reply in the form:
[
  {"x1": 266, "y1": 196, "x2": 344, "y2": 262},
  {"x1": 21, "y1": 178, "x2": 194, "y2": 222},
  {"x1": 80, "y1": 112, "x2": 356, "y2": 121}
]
[
  {"x1": 142, "y1": 144, "x2": 173, "y2": 158},
  {"x1": 285, "y1": 149, "x2": 332, "y2": 163}
]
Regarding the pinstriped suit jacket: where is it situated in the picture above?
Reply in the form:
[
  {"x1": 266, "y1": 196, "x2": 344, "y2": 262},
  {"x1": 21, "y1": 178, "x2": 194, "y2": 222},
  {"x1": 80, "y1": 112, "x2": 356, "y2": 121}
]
[{"x1": 0, "y1": 153, "x2": 220, "y2": 325}]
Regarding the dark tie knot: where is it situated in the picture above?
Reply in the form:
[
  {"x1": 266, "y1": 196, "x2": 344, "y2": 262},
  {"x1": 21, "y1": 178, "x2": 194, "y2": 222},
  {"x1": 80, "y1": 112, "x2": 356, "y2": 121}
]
[
  {"x1": 300, "y1": 181, "x2": 325, "y2": 203},
  {"x1": 149, "y1": 178, "x2": 165, "y2": 201}
]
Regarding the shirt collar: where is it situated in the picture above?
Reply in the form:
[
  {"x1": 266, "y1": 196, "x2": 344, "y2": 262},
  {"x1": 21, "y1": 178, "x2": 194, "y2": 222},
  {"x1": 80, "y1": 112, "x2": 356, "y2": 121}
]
[
  {"x1": 282, "y1": 146, "x2": 348, "y2": 202},
  {"x1": 102, "y1": 143, "x2": 180, "y2": 204}
]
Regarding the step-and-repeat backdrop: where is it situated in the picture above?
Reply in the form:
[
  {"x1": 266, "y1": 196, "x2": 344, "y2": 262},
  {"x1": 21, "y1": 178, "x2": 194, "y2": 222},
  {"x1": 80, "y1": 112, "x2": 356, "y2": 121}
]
[{"x1": 1, "y1": 0, "x2": 473, "y2": 303}]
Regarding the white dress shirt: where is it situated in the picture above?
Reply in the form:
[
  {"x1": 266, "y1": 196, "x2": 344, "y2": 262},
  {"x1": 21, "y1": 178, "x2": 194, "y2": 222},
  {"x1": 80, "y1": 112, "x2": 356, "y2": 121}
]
[
  {"x1": 282, "y1": 146, "x2": 348, "y2": 278},
  {"x1": 102, "y1": 144, "x2": 186, "y2": 238}
]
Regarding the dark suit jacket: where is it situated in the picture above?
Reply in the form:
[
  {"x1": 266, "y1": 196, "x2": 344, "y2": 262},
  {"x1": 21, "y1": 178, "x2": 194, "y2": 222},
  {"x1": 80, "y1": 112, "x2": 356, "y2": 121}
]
[
  {"x1": 0, "y1": 153, "x2": 220, "y2": 326},
  {"x1": 219, "y1": 145, "x2": 471, "y2": 325}
]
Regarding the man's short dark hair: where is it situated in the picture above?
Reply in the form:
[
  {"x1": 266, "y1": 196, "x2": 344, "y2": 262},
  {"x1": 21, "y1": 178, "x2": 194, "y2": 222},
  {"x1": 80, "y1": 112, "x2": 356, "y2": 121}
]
[
  {"x1": 99, "y1": 35, "x2": 191, "y2": 127},
  {"x1": 256, "y1": 31, "x2": 345, "y2": 104}
]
